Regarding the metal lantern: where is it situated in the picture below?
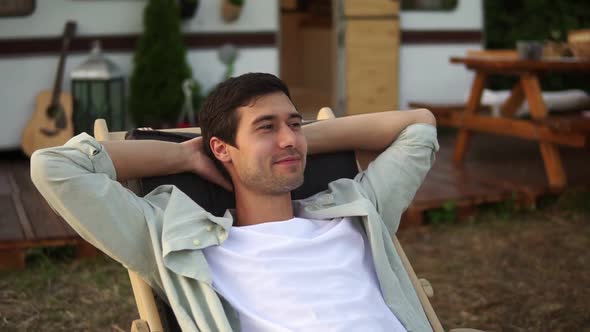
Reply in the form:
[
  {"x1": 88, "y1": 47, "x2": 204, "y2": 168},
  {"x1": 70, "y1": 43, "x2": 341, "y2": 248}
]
[{"x1": 71, "y1": 40, "x2": 125, "y2": 135}]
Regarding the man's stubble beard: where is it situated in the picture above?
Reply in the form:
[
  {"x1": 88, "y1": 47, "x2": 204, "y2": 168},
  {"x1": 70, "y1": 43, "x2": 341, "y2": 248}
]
[{"x1": 241, "y1": 154, "x2": 307, "y2": 195}]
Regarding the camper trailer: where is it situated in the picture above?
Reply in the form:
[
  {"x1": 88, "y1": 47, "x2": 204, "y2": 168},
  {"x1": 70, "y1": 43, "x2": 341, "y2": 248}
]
[{"x1": 0, "y1": 0, "x2": 483, "y2": 151}]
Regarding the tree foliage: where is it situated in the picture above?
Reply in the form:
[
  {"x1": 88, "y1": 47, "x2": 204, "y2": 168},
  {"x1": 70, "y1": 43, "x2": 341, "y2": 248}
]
[
  {"x1": 129, "y1": 0, "x2": 192, "y2": 126},
  {"x1": 484, "y1": 0, "x2": 590, "y2": 92}
]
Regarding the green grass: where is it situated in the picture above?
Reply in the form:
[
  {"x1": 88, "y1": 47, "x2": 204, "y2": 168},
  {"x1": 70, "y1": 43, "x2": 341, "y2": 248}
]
[
  {"x1": 425, "y1": 190, "x2": 590, "y2": 225},
  {"x1": 426, "y1": 200, "x2": 458, "y2": 225}
]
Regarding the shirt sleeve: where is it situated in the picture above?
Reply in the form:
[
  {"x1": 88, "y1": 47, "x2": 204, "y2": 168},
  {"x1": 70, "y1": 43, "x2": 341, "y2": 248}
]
[
  {"x1": 355, "y1": 123, "x2": 439, "y2": 234},
  {"x1": 30, "y1": 133, "x2": 156, "y2": 275}
]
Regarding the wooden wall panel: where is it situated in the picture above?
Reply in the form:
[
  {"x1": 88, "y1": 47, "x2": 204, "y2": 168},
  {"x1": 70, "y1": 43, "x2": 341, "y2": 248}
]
[
  {"x1": 301, "y1": 26, "x2": 334, "y2": 94},
  {"x1": 280, "y1": 13, "x2": 306, "y2": 87},
  {"x1": 344, "y1": 0, "x2": 399, "y2": 16},
  {"x1": 345, "y1": 20, "x2": 399, "y2": 114}
]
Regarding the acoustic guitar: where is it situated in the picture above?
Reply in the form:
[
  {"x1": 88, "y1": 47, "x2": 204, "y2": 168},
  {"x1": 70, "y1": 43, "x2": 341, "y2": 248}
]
[{"x1": 21, "y1": 21, "x2": 77, "y2": 157}]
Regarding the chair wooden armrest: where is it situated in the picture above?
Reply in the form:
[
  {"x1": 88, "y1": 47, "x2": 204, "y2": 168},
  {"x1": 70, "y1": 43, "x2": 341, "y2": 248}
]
[
  {"x1": 130, "y1": 320, "x2": 151, "y2": 332},
  {"x1": 419, "y1": 278, "x2": 434, "y2": 298},
  {"x1": 94, "y1": 120, "x2": 166, "y2": 332}
]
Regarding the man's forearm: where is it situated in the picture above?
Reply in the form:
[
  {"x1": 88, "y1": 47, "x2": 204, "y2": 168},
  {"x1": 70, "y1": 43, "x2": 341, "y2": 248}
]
[
  {"x1": 303, "y1": 109, "x2": 436, "y2": 154},
  {"x1": 102, "y1": 140, "x2": 192, "y2": 181}
]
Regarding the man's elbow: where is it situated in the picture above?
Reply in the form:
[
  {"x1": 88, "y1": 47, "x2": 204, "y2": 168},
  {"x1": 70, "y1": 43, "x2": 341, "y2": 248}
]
[
  {"x1": 30, "y1": 149, "x2": 50, "y2": 189},
  {"x1": 30, "y1": 149, "x2": 64, "y2": 192},
  {"x1": 414, "y1": 108, "x2": 437, "y2": 127}
]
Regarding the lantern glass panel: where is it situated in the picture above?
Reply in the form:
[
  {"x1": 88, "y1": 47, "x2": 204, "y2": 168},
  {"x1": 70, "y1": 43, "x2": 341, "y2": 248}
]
[
  {"x1": 90, "y1": 81, "x2": 108, "y2": 117},
  {"x1": 72, "y1": 80, "x2": 92, "y2": 135},
  {"x1": 72, "y1": 78, "x2": 125, "y2": 135},
  {"x1": 109, "y1": 79, "x2": 125, "y2": 131}
]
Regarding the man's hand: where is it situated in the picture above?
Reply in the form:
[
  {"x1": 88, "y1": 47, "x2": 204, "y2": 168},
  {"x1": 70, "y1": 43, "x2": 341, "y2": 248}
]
[
  {"x1": 103, "y1": 136, "x2": 232, "y2": 191},
  {"x1": 181, "y1": 137, "x2": 233, "y2": 191}
]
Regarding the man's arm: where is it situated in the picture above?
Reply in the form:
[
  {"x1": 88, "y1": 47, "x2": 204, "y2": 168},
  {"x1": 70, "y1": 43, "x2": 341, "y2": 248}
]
[
  {"x1": 303, "y1": 109, "x2": 438, "y2": 234},
  {"x1": 101, "y1": 138, "x2": 232, "y2": 190},
  {"x1": 30, "y1": 134, "x2": 160, "y2": 275},
  {"x1": 103, "y1": 109, "x2": 433, "y2": 187},
  {"x1": 31, "y1": 132, "x2": 231, "y2": 275},
  {"x1": 303, "y1": 109, "x2": 436, "y2": 154}
]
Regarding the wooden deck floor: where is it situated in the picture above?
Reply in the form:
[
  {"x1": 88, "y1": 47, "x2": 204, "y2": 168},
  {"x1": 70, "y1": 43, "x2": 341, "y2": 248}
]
[
  {"x1": 1, "y1": 130, "x2": 588, "y2": 268},
  {"x1": 0, "y1": 151, "x2": 97, "y2": 269},
  {"x1": 405, "y1": 130, "x2": 590, "y2": 225}
]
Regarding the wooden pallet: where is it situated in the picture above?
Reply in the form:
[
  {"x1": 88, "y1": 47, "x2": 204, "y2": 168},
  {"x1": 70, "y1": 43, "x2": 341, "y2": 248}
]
[
  {"x1": 401, "y1": 130, "x2": 590, "y2": 226},
  {"x1": 0, "y1": 154, "x2": 98, "y2": 270}
]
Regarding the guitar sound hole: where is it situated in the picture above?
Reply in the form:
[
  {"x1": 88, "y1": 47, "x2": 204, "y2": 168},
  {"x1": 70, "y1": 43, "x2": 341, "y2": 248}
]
[
  {"x1": 46, "y1": 104, "x2": 66, "y2": 129},
  {"x1": 55, "y1": 112, "x2": 66, "y2": 129},
  {"x1": 40, "y1": 127, "x2": 60, "y2": 137},
  {"x1": 46, "y1": 104, "x2": 62, "y2": 118}
]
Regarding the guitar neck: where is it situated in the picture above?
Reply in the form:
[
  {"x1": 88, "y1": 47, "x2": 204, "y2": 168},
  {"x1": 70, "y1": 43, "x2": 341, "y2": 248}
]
[{"x1": 50, "y1": 21, "x2": 77, "y2": 106}]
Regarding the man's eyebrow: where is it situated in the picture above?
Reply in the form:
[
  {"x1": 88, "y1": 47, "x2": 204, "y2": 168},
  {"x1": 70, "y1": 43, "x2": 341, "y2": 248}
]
[
  {"x1": 251, "y1": 115, "x2": 275, "y2": 126},
  {"x1": 251, "y1": 112, "x2": 302, "y2": 125}
]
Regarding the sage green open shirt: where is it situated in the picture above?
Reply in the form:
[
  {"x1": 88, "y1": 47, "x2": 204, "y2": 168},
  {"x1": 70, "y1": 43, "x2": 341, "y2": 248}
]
[{"x1": 31, "y1": 123, "x2": 439, "y2": 332}]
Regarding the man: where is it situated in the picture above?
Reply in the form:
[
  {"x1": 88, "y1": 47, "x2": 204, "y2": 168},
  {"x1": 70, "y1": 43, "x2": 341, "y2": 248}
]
[{"x1": 32, "y1": 73, "x2": 438, "y2": 332}]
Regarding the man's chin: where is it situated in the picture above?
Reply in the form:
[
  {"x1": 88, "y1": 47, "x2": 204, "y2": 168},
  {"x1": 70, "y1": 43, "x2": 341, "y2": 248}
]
[{"x1": 271, "y1": 175, "x2": 304, "y2": 193}]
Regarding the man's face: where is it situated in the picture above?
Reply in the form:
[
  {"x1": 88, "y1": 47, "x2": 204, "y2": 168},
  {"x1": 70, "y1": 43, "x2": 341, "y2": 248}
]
[{"x1": 227, "y1": 92, "x2": 307, "y2": 195}]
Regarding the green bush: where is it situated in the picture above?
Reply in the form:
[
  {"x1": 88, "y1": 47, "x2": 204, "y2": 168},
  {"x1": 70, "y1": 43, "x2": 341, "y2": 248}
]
[
  {"x1": 426, "y1": 201, "x2": 457, "y2": 225},
  {"x1": 129, "y1": 0, "x2": 192, "y2": 127},
  {"x1": 484, "y1": 0, "x2": 590, "y2": 92}
]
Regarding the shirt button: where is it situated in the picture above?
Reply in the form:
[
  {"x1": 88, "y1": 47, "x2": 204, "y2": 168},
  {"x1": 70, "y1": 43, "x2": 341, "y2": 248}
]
[
  {"x1": 206, "y1": 225, "x2": 213, "y2": 232},
  {"x1": 192, "y1": 239, "x2": 200, "y2": 246},
  {"x1": 218, "y1": 229, "x2": 228, "y2": 241}
]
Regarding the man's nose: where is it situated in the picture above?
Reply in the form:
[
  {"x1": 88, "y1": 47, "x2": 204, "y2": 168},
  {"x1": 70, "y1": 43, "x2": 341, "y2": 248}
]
[{"x1": 277, "y1": 124, "x2": 296, "y2": 148}]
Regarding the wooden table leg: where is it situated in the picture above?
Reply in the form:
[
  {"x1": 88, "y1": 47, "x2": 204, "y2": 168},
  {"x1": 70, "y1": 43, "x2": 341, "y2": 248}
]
[
  {"x1": 520, "y1": 73, "x2": 566, "y2": 188},
  {"x1": 500, "y1": 82, "x2": 525, "y2": 117},
  {"x1": 453, "y1": 72, "x2": 487, "y2": 165}
]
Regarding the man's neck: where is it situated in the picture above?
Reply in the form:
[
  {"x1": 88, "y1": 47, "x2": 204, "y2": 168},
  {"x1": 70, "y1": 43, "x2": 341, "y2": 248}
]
[{"x1": 233, "y1": 189, "x2": 294, "y2": 227}]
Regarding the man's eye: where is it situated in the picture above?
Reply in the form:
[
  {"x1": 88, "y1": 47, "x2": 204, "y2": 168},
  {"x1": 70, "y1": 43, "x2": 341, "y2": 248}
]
[
  {"x1": 290, "y1": 122, "x2": 302, "y2": 128},
  {"x1": 258, "y1": 124, "x2": 273, "y2": 130}
]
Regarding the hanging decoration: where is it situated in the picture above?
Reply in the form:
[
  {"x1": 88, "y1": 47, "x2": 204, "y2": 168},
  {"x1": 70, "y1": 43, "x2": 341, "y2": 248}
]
[{"x1": 221, "y1": 0, "x2": 244, "y2": 23}]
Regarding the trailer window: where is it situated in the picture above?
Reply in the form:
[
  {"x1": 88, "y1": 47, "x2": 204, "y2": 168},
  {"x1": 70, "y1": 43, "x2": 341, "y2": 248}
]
[
  {"x1": 0, "y1": 0, "x2": 35, "y2": 17},
  {"x1": 401, "y1": 0, "x2": 458, "y2": 11}
]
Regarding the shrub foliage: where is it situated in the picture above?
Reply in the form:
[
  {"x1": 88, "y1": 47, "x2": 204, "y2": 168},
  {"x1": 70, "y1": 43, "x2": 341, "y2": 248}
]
[
  {"x1": 129, "y1": 0, "x2": 192, "y2": 127},
  {"x1": 484, "y1": 0, "x2": 590, "y2": 92}
]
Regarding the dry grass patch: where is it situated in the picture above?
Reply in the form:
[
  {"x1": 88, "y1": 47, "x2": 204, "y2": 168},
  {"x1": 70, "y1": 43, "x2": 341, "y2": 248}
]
[
  {"x1": 0, "y1": 253, "x2": 137, "y2": 332},
  {"x1": 400, "y1": 191, "x2": 590, "y2": 332},
  {"x1": 0, "y1": 191, "x2": 588, "y2": 332}
]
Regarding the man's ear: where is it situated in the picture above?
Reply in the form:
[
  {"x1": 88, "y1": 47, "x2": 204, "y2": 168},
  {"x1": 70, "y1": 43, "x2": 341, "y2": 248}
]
[{"x1": 210, "y1": 137, "x2": 232, "y2": 163}]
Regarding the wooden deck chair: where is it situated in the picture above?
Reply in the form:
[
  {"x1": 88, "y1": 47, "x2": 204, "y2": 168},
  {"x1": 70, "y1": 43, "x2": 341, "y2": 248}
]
[{"x1": 94, "y1": 109, "x2": 484, "y2": 332}]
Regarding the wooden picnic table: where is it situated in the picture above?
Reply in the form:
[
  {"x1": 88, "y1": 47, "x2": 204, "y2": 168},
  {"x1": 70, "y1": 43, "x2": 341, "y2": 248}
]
[{"x1": 448, "y1": 55, "x2": 590, "y2": 189}]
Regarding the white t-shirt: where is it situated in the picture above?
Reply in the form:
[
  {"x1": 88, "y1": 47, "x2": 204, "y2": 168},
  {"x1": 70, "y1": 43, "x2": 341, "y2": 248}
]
[{"x1": 202, "y1": 217, "x2": 407, "y2": 332}]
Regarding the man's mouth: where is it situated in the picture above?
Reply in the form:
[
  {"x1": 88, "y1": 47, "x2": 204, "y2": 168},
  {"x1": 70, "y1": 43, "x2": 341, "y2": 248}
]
[{"x1": 274, "y1": 155, "x2": 302, "y2": 165}]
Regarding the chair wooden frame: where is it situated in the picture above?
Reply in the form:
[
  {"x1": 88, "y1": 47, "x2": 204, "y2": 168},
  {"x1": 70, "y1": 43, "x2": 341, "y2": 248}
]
[{"x1": 93, "y1": 108, "x2": 483, "y2": 332}]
